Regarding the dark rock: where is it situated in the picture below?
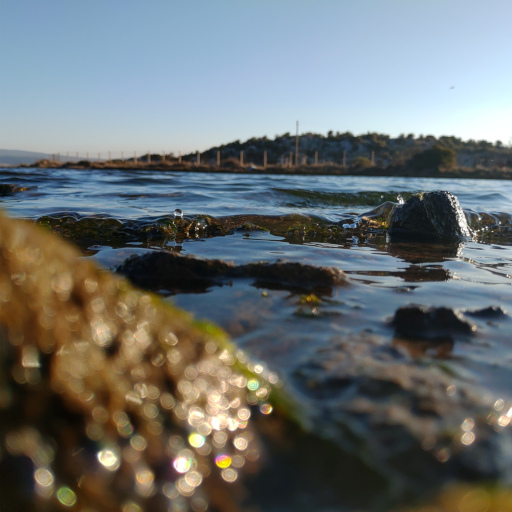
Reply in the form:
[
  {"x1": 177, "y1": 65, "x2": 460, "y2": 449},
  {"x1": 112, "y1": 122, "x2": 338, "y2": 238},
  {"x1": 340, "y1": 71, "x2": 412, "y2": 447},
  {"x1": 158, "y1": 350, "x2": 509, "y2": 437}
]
[
  {"x1": 0, "y1": 184, "x2": 31, "y2": 196},
  {"x1": 117, "y1": 251, "x2": 348, "y2": 294},
  {"x1": 466, "y1": 305, "x2": 507, "y2": 318},
  {"x1": 392, "y1": 304, "x2": 476, "y2": 341},
  {"x1": 388, "y1": 191, "x2": 472, "y2": 242}
]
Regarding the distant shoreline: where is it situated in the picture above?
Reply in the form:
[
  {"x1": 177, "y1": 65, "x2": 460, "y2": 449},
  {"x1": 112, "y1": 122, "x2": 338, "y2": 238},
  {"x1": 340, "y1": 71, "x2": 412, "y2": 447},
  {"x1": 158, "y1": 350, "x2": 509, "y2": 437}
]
[{"x1": 16, "y1": 160, "x2": 512, "y2": 180}]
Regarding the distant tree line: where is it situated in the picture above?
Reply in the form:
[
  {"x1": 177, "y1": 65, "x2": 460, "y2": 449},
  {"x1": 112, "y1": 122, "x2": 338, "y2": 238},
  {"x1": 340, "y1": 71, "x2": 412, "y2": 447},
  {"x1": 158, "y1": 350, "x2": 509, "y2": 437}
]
[{"x1": 180, "y1": 131, "x2": 512, "y2": 170}]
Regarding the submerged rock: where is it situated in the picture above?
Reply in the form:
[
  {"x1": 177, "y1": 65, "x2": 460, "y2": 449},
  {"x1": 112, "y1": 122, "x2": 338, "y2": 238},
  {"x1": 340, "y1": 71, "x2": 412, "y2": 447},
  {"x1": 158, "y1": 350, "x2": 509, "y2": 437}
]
[
  {"x1": 0, "y1": 211, "x2": 279, "y2": 512},
  {"x1": 117, "y1": 251, "x2": 348, "y2": 294},
  {"x1": 388, "y1": 191, "x2": 472, "y2": 241},
  {"x1": 293, "y1": 334, "x2": 512, "y2": 503},
  {"x1": 392, "y1": 305, "x2": 476, "y2": 341},
  {"x1": 0, "y1": 184, "x2": 32, "y2": 196},
  {"x1": 466, "y1": 305, "x2": 507, "y2": 319}
]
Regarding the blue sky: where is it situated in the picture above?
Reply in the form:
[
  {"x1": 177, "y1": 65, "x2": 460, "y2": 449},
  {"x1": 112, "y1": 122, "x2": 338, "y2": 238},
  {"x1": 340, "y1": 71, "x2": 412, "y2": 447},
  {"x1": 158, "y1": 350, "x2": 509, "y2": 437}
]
[{"x1": 1, "y1": 0, "x2": 511, "y2": 156}]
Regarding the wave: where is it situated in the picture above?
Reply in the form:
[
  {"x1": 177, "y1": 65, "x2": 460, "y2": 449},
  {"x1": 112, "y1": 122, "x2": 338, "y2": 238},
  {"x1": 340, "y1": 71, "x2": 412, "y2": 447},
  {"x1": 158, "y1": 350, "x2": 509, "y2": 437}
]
[
  {"x1": 33, "y1": 199, "x2": 512, "y2": 251},
  {"x1": 272, "y1": 188, "x2": 414, "y2": 208}
]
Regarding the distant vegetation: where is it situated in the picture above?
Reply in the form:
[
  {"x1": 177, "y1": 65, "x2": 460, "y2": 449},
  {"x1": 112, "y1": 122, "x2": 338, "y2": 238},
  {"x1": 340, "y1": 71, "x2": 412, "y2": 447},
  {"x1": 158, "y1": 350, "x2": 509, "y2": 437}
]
[
  {"x1": 27, "y1": 131, "x2": 512, "y2": 178},
  {"x1": 188, "y1": 131, "x2": 511, "y2": 170}
]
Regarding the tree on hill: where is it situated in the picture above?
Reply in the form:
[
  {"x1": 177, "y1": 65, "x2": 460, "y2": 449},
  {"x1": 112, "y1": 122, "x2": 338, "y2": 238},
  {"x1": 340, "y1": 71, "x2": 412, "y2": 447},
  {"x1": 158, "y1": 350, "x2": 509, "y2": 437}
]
[{"x1": 409, "y1": 145, "x2": 457, "y2": 171}]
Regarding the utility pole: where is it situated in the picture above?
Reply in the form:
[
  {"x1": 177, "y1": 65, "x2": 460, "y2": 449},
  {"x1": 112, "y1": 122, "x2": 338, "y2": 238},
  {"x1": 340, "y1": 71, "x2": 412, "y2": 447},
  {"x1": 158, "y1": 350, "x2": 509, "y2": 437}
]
[
  {"x1": 240, "y1": 151, "x2": 244, "y2": 166},
  {"x1": 295, "y1": 120, "x2": 299, "y2": 166},
  {"x1": 217, "y1": 150, "x2": 221, "y2": 166},
  {"x1": 197, "y1": 152, "x2": 200, "y2": 165}
]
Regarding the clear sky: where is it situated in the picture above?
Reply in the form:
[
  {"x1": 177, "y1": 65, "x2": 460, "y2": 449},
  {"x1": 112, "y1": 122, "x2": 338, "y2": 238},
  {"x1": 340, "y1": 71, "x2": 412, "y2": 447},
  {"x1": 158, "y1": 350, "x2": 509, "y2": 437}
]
[{"x1": 1, "y1": 0, "x2": 511, "y2": 156}]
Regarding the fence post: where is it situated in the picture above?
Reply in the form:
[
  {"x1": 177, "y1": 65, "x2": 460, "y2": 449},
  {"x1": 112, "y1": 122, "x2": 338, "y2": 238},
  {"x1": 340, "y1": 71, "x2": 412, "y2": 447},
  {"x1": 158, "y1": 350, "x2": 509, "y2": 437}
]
[
  {"x1": 295, "y1": 120, "x2": 299, "y2": 167},
  {"x1": 240, "y1": 151, "x2": 244, "y2": 166},
  {"x1": 217, "y1": 150, "x2": 220, "y2": 166}
]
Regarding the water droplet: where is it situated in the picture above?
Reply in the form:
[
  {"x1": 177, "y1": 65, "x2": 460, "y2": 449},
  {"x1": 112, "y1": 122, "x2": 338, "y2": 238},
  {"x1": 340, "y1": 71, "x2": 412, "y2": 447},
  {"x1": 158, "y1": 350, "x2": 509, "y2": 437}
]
[
  {"x1": 97, "y1": 449, "x2": 120, "y2": 471},
  {"x1": 188, "y1": 433, "x2": 205, "y2": 448},
  {"x1": 215, "y1": 454, "x2": 232, "y2": 468},
  {"x1": 34, "y1": 467, "x2": 54, "y2": 488},
  {"x1": 173, "y1": 456, "x2": 192, "y2": 473},
  {"x1": 174, "y1": 209, "x2": 184, "y2": 218},
  {"x1": 221, "y1": 468, "x2": 238, "y2": 482},
  {"x1": 260, "y1": 403, "x2": 273, "y2": 415},
  {"x1": 56, "y1": 487, "x2": 77, "y2": 507}
]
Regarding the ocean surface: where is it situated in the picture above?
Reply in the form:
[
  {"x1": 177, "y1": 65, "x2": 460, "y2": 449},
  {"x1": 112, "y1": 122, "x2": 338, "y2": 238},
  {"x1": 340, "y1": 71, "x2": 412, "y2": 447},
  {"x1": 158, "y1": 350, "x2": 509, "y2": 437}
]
[{"x1": 3, "y1": 167, "x2": 512, "y2": 510}]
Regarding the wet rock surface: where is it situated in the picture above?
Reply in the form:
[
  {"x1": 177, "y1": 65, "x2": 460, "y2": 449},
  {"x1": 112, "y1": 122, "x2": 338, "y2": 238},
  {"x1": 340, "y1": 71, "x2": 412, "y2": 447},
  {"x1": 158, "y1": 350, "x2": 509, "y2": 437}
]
[
  {"x1": 392, "y1": 305, "x2": 476, "y2": 341},
  {"x1": 292, "y1": 334, "x2": 512, "y2": 503},
  {"x1": 388, "y1": 191, "x2": 473, "y2": 241},
  {"x1": 466, "y1": 305, "x2": 507, "y2": 319},
  {"x1": 117, "y1": 251, "x2": 348, "y2": 294}
]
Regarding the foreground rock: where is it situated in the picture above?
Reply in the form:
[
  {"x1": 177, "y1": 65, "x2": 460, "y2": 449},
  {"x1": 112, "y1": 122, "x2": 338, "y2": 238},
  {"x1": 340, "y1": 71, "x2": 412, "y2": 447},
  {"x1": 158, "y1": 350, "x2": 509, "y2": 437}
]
[
  {"x1": 388, "y1": 191, "x2": 472, "y2": 241},
  {"x1": 0, "y1": 211, "x2": 279, "y2": 512}
]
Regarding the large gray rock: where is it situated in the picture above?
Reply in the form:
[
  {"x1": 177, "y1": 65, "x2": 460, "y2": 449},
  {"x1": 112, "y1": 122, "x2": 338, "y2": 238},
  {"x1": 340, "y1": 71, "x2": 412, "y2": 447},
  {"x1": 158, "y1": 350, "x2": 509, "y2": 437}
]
[{"x1": 388, "y1": 191, "x2": 472, "y2": 241}]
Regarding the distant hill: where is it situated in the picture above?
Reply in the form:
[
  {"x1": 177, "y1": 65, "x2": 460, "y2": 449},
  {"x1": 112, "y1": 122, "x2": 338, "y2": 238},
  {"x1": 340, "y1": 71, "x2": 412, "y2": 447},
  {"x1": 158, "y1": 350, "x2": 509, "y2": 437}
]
[
  {"x1": 182, "y1": 132, "x2": 512, "y2": 169},
  {"x1": 0, "y1": 149, "x2": 50, "y2": 166}
]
